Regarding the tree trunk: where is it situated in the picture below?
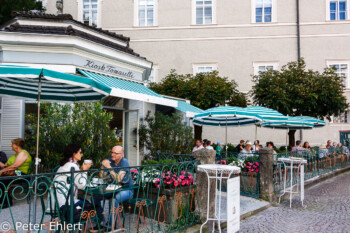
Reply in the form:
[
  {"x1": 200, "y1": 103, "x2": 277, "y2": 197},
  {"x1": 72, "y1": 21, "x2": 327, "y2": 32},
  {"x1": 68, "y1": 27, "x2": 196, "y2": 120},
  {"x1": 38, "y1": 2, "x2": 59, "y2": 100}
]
[
  {"x1": 288, "y1": 130, "x2": 296, "y2": 149},
  {"x1": 194, "y1": 125, "x2": 202, "y2": 140}
]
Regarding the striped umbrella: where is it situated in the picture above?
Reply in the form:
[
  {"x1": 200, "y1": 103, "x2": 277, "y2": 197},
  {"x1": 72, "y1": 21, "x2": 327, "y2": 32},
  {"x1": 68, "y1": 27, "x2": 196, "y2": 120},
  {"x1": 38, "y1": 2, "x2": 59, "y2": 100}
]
[
  {"x1": 0, "y1": 65, "x2": 111, "y2": 173},
  {"x1": 291, "y1": 116, "x2": 326, "y2": 128},
  {"x1": 193, "y1": 106, "x2": 287, "y2": 154},
  {"x1": 0, "y1": 66, "x2": 110, "y2": 101},
  {"x1": 262, "y1": 117, "x2": 314, "y2": 152}
]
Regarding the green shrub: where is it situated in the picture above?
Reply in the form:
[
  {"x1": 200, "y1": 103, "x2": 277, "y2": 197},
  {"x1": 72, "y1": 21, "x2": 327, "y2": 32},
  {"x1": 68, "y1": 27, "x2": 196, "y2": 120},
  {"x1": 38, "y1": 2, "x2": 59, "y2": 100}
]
[
  {"x1": 142, "y1": 159, "x2": 176, "y2": 165},
  {"x1": 139, "y1": 111, "x2": 193, "y2": 161},
  {"x1": 25, "y1": 102, "x2": 118, "y2": 172}
]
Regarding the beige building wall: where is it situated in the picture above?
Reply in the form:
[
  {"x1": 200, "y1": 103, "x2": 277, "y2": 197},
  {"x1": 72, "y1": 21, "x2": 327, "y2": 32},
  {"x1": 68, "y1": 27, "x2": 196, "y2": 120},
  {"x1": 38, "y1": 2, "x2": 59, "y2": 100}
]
[{"x1": 44, "y1": 0, "x2": 350, "y2": 145}]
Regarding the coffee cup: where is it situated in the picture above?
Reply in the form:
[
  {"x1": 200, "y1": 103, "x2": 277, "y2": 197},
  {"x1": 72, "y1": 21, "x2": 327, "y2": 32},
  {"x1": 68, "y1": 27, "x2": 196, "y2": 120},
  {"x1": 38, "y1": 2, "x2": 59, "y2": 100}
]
[{"x1": 84, "y1": 159, "x2": 92, "y2": 165}]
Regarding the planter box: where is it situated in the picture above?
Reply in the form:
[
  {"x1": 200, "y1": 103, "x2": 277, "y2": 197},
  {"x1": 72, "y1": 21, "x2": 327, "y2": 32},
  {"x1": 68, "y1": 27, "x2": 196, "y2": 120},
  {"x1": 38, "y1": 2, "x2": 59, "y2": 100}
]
[{"x1": 129, "y1": 185, "x2": 196, "y2": 224}]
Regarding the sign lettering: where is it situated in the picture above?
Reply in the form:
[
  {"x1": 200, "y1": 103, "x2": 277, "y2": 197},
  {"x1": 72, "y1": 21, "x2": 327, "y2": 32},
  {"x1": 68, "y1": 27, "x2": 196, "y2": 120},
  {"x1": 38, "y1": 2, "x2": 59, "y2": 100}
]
[{"x1": 84, "y1": 59, "x2": 135, "y2": 79}]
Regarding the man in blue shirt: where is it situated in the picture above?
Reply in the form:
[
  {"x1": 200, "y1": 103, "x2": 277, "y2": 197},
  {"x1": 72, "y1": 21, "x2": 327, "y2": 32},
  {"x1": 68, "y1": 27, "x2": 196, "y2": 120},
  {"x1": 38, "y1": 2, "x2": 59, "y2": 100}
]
[{"x1": 92, "y1": 146, "x2": 134, "y2": 228}]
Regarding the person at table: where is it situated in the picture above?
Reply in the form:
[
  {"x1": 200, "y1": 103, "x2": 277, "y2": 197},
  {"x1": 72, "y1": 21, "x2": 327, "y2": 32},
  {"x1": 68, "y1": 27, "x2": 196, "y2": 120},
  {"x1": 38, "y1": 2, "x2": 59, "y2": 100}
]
[
  {"x1": 0, "y1": 138, "x2": 32, "y2": 208},
  {"x1": 235, "y1": 140, "x2": 245, "y2": 152},
  {"x1": 291, "y1": 140, "x2": 306, "y2": 155},
  {"x1": 216, "y1": 142, "x2": 222, "y2": 156},
  {"x1": 54, "y1": 144, "x2": 91, "y2": 209},
  {"x1": 252, "y1": 140, "x2": 260, "y2": 152},
  {"x1": 303, "y1": 141, "x2": 313, "y2": 151},
  {"x1": 192, "y1": 140, "x2": 204, "y2": 152},
  {"x1": 206, "y1": 140, "x2": 214, "y2": 150},
  {"x1": 326, "y1": 140, "x2": 335, "y2": 154},
  {"x1": 0, "y1": 138, "x2": 32, "y2": 175},
  {"x1": 93, "y1": 146, "x2": 134, "y2": 228},
  {"x1": 241, "y1": 141, "x2": 254, "y2": 154}
]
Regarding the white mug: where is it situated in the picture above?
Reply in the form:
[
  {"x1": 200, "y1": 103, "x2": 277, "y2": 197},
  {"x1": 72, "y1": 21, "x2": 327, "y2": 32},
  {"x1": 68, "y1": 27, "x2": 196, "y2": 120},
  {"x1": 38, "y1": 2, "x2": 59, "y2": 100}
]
[{"x1": 84, "y1": 159, "x2": 92, "y2": 165}]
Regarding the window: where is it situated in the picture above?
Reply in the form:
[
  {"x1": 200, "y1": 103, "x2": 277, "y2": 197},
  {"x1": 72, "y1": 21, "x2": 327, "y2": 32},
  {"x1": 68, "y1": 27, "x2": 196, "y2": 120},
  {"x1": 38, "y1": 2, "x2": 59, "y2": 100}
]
[
  {"x1": 331, "y1": 111, "x2": 350, "y2": 123},
  {"x1": 330, "y1": 0, "x2": 347, "y2": 20},
  {"x1": 251, "y1": 0, "x2": 276, "y2": 23},
  {"x1": 138, "y1": 0, "x2": 154, "y2": 26},
  {"x1": 253, "y1": 62, "x2": 278, "y2": 75},
  {"x1": 192, "y1": 0, "x2": 216, "y2": 25},
  {"x1": 328, "y1": 62, "x2": 349, "y2": 87},
  {"x1": 193, "y1": 64, "x2": 218, "y2": 75},
  {"x1": 83, "y1": 0, "x2": 98, "y2": 27},
  {"x1": 256, "y1": 0, "x2": 272, "y2": 23}
]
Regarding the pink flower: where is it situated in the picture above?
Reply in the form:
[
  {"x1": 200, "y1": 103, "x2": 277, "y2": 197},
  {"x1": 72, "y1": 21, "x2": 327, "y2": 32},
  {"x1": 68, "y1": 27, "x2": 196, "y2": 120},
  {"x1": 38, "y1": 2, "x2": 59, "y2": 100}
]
[
  {"x1": 181, "y1": 171, "x2": 186, "y2": 174},
  {"x1": 256, "y1": 169, "x2": 259, "y2": 172},
  {"x1": 249, "y1": 169, "x2": 254, "y2": 172},
  {"x1": 179, "y1": 175, "x2": 185, "y2": 179},
  {"x1": 155, "y1": 184, "x2": 159, "y2": 188},
  {"x1": 181, "y1": 180, "x2": 186, "y2": 186},
  {"x1": 130, "y1": 169, "x2": 138, "y2": 174}
]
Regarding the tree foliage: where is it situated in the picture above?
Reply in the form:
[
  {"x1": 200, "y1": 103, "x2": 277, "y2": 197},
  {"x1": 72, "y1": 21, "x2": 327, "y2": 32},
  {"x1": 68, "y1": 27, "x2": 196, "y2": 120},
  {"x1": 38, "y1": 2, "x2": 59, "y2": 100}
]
[
  {"x1": 149, "y1": 70, "x2": 248, "y2": 109},
  {"x1": 0, "y1": 0, "x2": 44, "y2": 25},
  {"x1": 25, "y1": 102, "x2": 118, "y2": 172},
  {"x1": 139, "y1": 112, "x2": 194, "y2": 160},
  {"x1": 251, "y1": 58, "x2": 348, "y2": 119},
  {"x1": 251, "y1": 58, "x2": 348, "y2": 146}
]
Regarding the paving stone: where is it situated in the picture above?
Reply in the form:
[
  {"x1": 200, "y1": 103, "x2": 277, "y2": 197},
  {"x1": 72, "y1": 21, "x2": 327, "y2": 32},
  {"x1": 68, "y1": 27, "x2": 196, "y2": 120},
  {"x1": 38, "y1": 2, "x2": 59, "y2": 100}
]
[{"x1": 239, "y1": 171, "x2": 350, "y2": 233}]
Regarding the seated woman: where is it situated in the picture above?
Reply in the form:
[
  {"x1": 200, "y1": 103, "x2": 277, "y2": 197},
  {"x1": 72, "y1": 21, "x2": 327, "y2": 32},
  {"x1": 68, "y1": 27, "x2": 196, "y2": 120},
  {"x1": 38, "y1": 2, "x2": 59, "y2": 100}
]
[
  {"x1": 92, "y1": 146, "x2": 134, "y2": 229},
  {"x1": 53, "y1": 144, "x2": 91, "y2": 210},
  {"x1": 0, "y1": 138, "x2": 32, "y2": 208},
  {"x1": 0, "y1": 138, "x2": 32, "y2": 175}
]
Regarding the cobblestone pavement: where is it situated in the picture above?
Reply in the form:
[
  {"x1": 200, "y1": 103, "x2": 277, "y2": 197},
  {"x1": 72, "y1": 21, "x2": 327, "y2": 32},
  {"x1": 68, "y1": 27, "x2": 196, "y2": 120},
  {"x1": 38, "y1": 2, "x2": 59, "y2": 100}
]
[{"x1": 239, "y1": 171, "x2": 350, "y2": 233}]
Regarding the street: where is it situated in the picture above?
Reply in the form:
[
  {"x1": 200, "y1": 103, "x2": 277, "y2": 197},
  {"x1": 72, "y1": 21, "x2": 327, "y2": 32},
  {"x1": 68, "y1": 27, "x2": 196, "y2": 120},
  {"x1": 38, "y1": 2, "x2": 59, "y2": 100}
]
[{"x1": 239, "y1": 171, "x2": 350, "y2": 233}]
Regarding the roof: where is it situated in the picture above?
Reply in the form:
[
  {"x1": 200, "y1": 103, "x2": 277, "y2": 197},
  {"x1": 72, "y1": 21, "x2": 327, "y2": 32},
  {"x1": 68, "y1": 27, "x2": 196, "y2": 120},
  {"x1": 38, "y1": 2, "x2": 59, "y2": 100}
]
[
  {"x1": 3, "y1": 22, "x2": 141, "y2": 58},
  {"x1": 9, "y1": 11, "x2": 130, "y2": 42}
]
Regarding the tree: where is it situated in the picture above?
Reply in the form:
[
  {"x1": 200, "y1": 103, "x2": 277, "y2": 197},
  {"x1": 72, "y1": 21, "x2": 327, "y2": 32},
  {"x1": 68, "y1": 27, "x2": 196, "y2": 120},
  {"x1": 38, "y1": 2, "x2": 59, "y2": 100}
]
[
  {"x1": 139, "y1": 111, "x2": 193, "y2": 160},
  {"x1": 251, "y1": 58, "x2": 348, "y2": 147},
  {"x1": 0, "y1": 0, "x2": 44, "y2": 25},
  {"x1": 25, "y1": 102, "x2": 118, "y2": 172},
  {"x1": 149, "y1": 70, "x2": 248, "y2": 110}
]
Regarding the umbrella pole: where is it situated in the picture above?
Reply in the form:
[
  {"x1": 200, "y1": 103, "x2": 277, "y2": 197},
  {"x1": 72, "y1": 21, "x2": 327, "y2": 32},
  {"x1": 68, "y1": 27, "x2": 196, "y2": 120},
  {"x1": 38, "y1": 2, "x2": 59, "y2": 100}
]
[
  {"x1": 255, "y1": 125, "x2": 257, "y2": 141},
  {"x1": 225, "y1": 116, "x2": 228, "y2": 155},
  {"x1": 286, "y1": 129, "x2": 288, "y2": 153},
  {"x1": 33, "y1": 71, "x2": 42, "y2": 222}
]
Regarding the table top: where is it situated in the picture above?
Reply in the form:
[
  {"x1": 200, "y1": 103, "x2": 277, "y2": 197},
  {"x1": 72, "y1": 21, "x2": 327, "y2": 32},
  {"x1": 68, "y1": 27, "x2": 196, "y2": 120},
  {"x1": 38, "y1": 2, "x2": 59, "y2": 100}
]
[
  {"x1": 278, "y1": 157, "x2": 307, "y2": 164},
  {"x1": 80, "y1": 183, "x2": 138, "y2": 195},
  {"x1": 197, "y1": 164, "x2": 241, "y2": 174}
]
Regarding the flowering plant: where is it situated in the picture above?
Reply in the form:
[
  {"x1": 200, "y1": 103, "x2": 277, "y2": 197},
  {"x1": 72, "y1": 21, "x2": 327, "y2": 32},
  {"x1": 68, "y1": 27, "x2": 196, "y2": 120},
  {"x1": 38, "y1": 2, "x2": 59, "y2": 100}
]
[
  {"x1": 242, "y1": 162, "x2": 259, "y2": 173},
  {"x1": 216, "y1": 160, "x2": 227, "y2": 165},
  {"x1": 228, "y1": 159, "x2": 245, "y2": 168},
  {"x1": 155, "y1": 171, "x2": 194, "y2": 189}
]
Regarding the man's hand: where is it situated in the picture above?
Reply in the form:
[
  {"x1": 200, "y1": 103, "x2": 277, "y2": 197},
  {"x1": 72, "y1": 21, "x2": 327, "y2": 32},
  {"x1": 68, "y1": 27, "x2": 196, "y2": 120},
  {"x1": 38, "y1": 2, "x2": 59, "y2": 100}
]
[{"x1": 102, "y1": 159, "x2": 112, "y2": 169}]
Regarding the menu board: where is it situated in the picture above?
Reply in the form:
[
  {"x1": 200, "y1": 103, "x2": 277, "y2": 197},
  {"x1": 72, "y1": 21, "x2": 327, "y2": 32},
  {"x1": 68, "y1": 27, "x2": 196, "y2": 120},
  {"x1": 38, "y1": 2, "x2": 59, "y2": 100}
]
[{"x1": 227, "y1": 176, "x2": 240, "y2": 233}]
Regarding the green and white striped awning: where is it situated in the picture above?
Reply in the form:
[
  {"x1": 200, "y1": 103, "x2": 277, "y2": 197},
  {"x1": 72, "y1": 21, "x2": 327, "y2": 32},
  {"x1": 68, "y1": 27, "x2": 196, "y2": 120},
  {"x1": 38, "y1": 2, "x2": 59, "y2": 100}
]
[
  {"x1": 78, "y1": 69, "x2": 177, "y2": 107},
  {"x1": 244, "y1": 106, "x2": 288, "y2": 121},
  {"x1": 0, "y1": 66, "x2": 110, "y2": 102}
]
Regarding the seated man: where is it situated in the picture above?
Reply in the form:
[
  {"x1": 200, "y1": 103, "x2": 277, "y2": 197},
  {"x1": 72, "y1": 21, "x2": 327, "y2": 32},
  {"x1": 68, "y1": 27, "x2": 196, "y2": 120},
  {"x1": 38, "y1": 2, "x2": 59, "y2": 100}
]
[{"x1": 92, "y1": 146, "x2": 134, "y2": 228}]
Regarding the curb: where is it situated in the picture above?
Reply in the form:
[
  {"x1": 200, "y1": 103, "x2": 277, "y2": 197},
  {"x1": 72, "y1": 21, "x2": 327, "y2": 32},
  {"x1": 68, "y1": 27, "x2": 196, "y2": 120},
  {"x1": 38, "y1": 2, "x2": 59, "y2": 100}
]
[{"x1": 182, "y1": 202, "x2": 271, "y2": 233}]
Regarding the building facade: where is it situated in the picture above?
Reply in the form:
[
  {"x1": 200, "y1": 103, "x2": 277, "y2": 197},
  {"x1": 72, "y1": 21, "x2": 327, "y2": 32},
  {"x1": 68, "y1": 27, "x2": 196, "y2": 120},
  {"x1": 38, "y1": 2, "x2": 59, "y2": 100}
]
[{"x1": 44, "y1": 0, "x2": 350, "y2": 146}]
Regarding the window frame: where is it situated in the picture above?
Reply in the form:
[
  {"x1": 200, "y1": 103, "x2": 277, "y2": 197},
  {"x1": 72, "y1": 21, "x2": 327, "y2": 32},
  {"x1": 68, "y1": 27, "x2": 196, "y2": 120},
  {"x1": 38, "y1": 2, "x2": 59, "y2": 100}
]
[
  {"x1": 192, "y1": 63, "x2": 218, "y2": 75},
  {"x1": 192, "y1": 0, "x2": 217, "y2": 25},
  {"x1": 78, "y1": 0, "x2": 102, "y2": 28},
  {"x1": 326, "y1": 0, "x2": 349, "y2": 21},
  {"x1": 134, "y1": 0, "x2": 158, "y2": 27},
  {"x1": 251, "y1": 0, "x2": 277, "y2": 23},
  {"x1": 253, "y1": 62, "x2": 279, "y2": 75},
  {"x1": 327, "y1": 61, "x2": 350, "y2": 88}
]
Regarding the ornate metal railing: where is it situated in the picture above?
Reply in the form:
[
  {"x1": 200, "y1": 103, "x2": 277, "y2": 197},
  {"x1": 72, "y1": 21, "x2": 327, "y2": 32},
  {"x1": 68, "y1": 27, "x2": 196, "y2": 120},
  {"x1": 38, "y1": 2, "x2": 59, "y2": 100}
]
[
  {"x1": 216, "y1": 152, "x2": 260, "y2": 198},
  {"x1": 273, "y1": 149, "x2": 350, "y2": 192},
  {"x1": 0, "y1": 160, "x2": 200, "y2": 233}
]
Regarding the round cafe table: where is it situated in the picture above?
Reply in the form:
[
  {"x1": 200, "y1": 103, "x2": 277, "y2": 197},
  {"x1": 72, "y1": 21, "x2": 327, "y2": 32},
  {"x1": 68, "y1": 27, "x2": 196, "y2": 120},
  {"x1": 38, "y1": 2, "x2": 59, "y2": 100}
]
[{"x1": 197, "y1": 164, "x2": 241, "y2": 233}]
